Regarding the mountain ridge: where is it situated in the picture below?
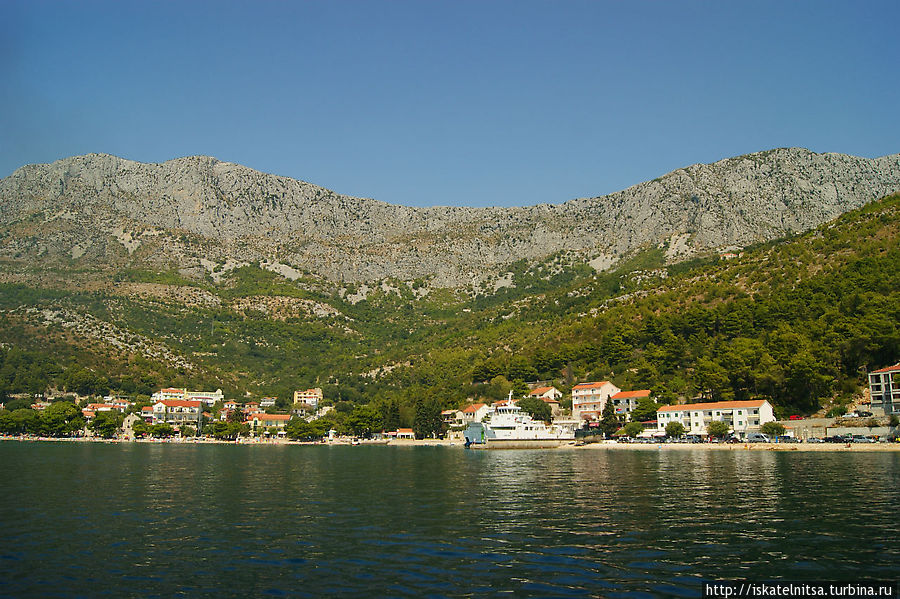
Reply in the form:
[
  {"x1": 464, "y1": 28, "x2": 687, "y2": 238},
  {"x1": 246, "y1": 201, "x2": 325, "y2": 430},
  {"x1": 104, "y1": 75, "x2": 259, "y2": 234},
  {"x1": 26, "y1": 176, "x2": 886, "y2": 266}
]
[{"x1": 2, "y1": 148, "x2": 899, "y2": 287}]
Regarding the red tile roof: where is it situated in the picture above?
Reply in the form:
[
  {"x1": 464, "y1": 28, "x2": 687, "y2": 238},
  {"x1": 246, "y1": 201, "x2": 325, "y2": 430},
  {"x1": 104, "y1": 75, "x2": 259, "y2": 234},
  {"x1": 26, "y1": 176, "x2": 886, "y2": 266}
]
[
  {"x1": 658, "y1": 400, "x2": 768, "y2": 412},
  {"x1": 462, "y1": 403, "x2": 486, "y2": 413},
  {"x1": 156, "y1": 400, "x2": 201, "y2": 408},
  {"x1": 611, "y1": 390, "x2": 651, "y2": 400},
  {"x1": 573, "y1": 381, "x2": 611, "y2": 389},
  {"x1": 871, "y1": 364, "x2": 900, "y2": 374},
  {"x1": 254, "y1": 414, "x2": 291, "y2": 421},
  {"x1": 529, "y1": 386, "x2": 554, "y2": 395}
]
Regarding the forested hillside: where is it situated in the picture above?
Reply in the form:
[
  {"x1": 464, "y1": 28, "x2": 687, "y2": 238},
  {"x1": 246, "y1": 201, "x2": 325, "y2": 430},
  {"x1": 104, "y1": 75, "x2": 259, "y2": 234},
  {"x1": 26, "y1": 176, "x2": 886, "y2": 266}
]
[{"x1": 1, "y1": 194, "x2": 898, "y2": 427}]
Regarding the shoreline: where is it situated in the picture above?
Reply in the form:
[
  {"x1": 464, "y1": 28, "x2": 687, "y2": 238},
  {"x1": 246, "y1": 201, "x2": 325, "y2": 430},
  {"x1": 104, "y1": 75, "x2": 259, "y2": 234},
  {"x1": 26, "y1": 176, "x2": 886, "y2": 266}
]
[
  {"x1": 3, "y1": 434, "x2": 899, "y2": 451},
  {"x1": 574, "y1": 440, "x2": 900, "y2": 452}
]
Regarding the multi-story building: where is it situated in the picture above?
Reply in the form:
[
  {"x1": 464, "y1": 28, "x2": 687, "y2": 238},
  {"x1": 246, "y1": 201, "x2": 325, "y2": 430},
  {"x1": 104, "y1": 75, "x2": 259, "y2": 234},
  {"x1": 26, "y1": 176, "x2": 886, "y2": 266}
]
[
  {"x1": 149, "y1": 400, "x2": 203, "y2": 430},
  {"x1": 610, "y1": 390, "x2": 651, "y2": 419},
  {"x1": 869, "y1": 364, "x2": 900, "y2": 415},
  {"x1": 571, "y1": 381, "x2": 621, "y2": 421},
  {"x1": 293, "y1": 388, "x2": 323, "y2": 409},
  {"x1": 151, "y1": 388, "x2": 223, "y2": 406},
  {"x1": 656, "y1": 400, "x2": 775, "y2": 437}
]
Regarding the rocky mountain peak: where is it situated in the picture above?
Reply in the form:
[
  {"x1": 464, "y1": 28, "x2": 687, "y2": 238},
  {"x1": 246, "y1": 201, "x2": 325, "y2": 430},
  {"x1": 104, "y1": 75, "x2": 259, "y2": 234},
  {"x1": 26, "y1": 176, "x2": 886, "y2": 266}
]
[{"x1": 1, "y1": 148, "x2": 898, "y2": 287}]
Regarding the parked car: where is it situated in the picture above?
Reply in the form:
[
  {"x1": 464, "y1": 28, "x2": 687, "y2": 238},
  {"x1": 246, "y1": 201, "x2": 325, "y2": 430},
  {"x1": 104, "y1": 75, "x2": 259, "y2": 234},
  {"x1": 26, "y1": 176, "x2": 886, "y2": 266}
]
[
  {"x1": 806, "y1": 437, "x2": 825, "y2": 443},
  {"x1": 851, "y1": 435, "x2": 876, "y2": 443},
  {"x1": 789, "y1": 415, "x2": 803, "y2": 420},
  {"x1": 855, "y1": 411, "x2": 873, "y2": 417},
  {"x1": 747, "y1": 432, "x2": 771, "y2": 443},
  {"x1": 776, "y1": 435, "x2": 800, "y2": 443}
]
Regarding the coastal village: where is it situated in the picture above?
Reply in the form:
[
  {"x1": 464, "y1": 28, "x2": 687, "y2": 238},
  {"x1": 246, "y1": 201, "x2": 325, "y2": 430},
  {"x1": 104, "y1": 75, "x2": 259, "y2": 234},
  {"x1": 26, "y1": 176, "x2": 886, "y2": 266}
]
[{"x1": 3, "y1": 363, "x2": 898, "y2": 446}]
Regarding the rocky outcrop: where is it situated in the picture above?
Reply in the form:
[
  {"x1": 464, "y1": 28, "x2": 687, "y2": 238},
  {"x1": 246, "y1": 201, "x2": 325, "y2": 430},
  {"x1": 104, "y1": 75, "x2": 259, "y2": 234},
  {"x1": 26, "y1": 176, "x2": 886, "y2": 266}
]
[{"x1": 1, "y1": 148, "x2": 898, "y2": 287}]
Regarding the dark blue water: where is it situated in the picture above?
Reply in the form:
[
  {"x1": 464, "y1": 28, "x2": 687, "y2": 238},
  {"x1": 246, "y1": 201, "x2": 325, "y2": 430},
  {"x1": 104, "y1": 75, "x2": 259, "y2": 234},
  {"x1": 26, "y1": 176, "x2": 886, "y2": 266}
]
[{"x1": 0, "y1": 443, "x2": 897, "y2": 597}]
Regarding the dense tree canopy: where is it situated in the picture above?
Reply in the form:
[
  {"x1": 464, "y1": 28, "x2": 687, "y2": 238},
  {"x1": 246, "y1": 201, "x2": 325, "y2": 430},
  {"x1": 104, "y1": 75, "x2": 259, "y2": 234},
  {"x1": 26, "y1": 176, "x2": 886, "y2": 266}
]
[{"x1": 0, "y1": 194, "x2": 897, "y2": 428}]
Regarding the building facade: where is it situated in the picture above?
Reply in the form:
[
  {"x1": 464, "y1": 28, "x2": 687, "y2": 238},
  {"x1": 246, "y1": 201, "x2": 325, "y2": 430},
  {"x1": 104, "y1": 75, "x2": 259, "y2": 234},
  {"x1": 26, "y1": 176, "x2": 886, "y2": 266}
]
[
  {"x1": 461, "y1": 403, "x2": 492, "y2": 423},
  {"x1": 151, "y1": 388, "x2": 223, "y2": 406},
  {"x1": 529, "y1": 386, "x2": 563, "y2": 401},
  {"x1": 250, "y1": 413, "x2": 291, "y2": 434},
  {"x1": 150, "y1": 400, "x2": 203, "y2": 430},
  {"x1": 293, "y1": 388, "x2": 323, "y2": 409},
  {"x1": 656, "y1": 400, "x2": 775, "y2": 437},
  {"x1": 609, "y1": 390, "x2": 652, "y2": 419},
  {"x1": 869, "y1": 364, "x2": 900, "y2": 415},
  {"x1": 572, "y1": 381, "x2": 621, "y2": 421}
]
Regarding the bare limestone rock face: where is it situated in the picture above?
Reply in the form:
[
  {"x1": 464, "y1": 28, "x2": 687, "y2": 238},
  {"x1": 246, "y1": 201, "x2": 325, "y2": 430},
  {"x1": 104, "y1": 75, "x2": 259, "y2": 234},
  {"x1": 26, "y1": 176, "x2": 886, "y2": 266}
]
[{"x1": 1, "y1": 148, "x2": 898, "y2": 287}]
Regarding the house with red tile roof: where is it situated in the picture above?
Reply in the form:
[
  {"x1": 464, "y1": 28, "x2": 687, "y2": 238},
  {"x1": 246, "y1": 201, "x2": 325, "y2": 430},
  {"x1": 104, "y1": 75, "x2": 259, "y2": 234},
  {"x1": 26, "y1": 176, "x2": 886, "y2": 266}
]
[
  {"x1": 242, "y1": 402, "x2": 263, "y2": 418},
  {"x1": 869, "y1": 364, "x2": 900, "y2": 416},
  {"x1": 150, "y1": 400, "x2": 202, "y2": 430},
  {"x1": 396, "y1": 428, "x2": 415, "y2": 439},
  {"x1": 293, "y1": 388, "x2": 323, "y2": 409},
  {"x1": 250, "y1": 413, "x2": 291, "y2": 435},
  {"x1": 572, "y1": 381, "x2": 621, "y2": 421},
  {"x1": 529, "y1": 386, "x2": 562, "y2": 401},
  {"x1": 609, "y1": 390, "x2": 652, "y2": 418},
  {"x1": 151, "y1": 387, "x2": 223, "y2": 406},
  {"x1": 656, "y1": 399, "x2": 774, "y2": 438},
  {"x1": 461, "y1": 402, "x2": 492, "y2": 423}
]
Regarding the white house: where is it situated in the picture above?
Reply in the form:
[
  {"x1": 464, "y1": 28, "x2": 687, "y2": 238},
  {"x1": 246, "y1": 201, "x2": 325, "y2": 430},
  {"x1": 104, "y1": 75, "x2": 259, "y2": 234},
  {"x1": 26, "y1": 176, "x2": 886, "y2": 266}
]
[
  {"x1": 250, "y1": 413, "x2": 291, "y2": 434},
  {"x1": 151, "y1": 388, "x2": 223, "y2": 406},
  {"x1": 869, "y1": 364, "x2": 900, "y2": 416},
  {"x1": 442, "y1": 409, "x2": 464, "y2": 427},
  {"x1": 460, "y1": 403, "x2": 492, "y2": 423},
  {"x1": 609, "y1": 390, "x2": 652, "y2": 419},
  {"x1": 529, "y1": 386, "x2": 563, "y2": 401},
  {"x1": 656, "y1": 399, "x2": 775, "y2": 437},
  {"x1": 396, "y1": 428, "x2": 415, "y2": 439},
  {"x1": 572, "y1": 381, "x2": 621, "y2": 421},
  {"x1": 150, "y1": 400, "x2": 203, "y2": 430}
]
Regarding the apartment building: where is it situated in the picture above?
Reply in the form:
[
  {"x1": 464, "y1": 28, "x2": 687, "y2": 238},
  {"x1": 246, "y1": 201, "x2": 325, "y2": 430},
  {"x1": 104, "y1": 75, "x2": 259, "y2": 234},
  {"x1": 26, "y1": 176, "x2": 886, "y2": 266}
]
[{"x1": 656, "y1": 399, "x2": 774, "y2": 437}]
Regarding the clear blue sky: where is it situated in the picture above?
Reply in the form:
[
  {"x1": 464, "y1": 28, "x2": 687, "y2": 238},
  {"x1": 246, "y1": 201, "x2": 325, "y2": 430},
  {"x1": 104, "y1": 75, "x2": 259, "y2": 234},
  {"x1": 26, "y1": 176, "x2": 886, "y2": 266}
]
[{"x1": 2, "y1": 1, "x2": 898, "y2": 208}]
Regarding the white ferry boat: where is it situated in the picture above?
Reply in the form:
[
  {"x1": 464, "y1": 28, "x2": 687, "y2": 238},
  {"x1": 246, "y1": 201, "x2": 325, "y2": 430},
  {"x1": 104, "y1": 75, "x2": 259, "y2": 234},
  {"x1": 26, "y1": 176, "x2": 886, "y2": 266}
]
[{"x1": 464, "y1": 393, "x2": 575, "y2": 447}]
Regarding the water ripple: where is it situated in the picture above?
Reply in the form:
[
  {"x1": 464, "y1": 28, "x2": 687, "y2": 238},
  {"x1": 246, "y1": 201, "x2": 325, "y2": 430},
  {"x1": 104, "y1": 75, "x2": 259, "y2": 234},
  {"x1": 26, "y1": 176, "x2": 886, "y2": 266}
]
[{"x1": 0, "y1": 444, "x2": 897, "y2": 597}]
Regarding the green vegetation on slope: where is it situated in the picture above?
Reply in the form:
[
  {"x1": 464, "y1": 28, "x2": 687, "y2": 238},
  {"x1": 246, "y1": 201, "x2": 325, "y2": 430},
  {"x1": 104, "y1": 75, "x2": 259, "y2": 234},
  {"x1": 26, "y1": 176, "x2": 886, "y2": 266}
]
[{"x1": 1, "y1": 194, "x2": 898, "y2": 426}]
